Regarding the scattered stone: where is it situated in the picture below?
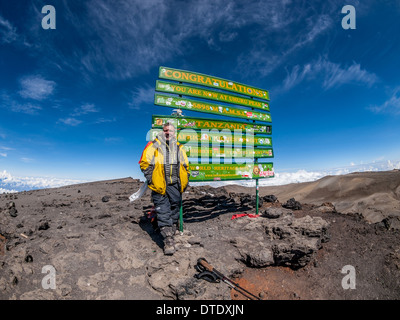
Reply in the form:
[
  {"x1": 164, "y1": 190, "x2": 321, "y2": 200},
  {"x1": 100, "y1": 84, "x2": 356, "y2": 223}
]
[
  {"x1": 282, "y1": 198, "x2": 302, "y2": 210},
  {"x1": 240, "y1": 246, "x2": 274, "y2": 268},
  {"x1": 97, "y1": 213, "x2": 112, "y2": 219},
  {"x1": 38, "y1": 221, "x2": 50, "y2": 231},
  {"x1": 102, "y1": 196, "x2": 110, "y2": 202},
  {"x1": 240, "y1": 194, "x2": 263, "y2": 208},
  {"x1": 314, "y1": 202, "x2": 337, "y2": 213},
  {"x1": 382, "y1": 216, "x2": 400, "y2": 231},
  {"x1": 65, "y1": 233, "x2": 82, "y2": 239},
  {"x1": 5, "y1": 202, "x2": 18, "y2": 217},
  {"x1": 263, "y1": 195, "x2": 278, "y2": 203},
  {"x1": 263, "y1": 207, "x2": 292, "y2": 219},
  {"x1": 8, "y1": 207, "x2": 18, "y2": 217}
]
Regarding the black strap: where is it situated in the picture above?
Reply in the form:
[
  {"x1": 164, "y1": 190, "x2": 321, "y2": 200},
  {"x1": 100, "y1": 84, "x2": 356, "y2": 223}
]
[{"x1": 194, "y1": 270, "x2": 220, "y2": 283}]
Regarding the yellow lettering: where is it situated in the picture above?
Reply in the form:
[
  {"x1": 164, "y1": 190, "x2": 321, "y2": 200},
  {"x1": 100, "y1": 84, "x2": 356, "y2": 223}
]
[
  {"x1": 181, "y1": 72, "x2": 189, "y2": 81},
  {"x1": 165, "y1": 69, "x2": 173, "y2": 78},
  {"x1": 204, "y1": 77, "x2": 212, "y2": 85}
]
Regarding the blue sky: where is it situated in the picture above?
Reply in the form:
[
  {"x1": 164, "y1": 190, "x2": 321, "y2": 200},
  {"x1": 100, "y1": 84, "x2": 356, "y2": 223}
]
[{"x1": 1, "y1": 0, "x2": 400, "y2": 191}]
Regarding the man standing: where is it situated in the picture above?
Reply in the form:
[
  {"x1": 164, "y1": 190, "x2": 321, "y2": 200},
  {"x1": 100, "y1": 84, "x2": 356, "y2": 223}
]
[{"x1": 139, "y1": 123, "x2": 190, "y2": 255}]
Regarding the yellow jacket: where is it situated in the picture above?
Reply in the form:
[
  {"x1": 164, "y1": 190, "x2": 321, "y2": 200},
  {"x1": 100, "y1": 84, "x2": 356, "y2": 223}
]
[{"x1": 139, "y1": 135, "x2": 190, "y2": 195}]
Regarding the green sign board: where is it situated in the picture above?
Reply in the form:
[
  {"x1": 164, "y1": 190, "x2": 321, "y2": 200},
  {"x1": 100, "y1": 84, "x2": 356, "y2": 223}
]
[
  {"x1": 149, "y1": 129, "x2": 272, "y2": 147},
  {"x1": 153, "y1": 66, "x2": 274, "y2": 190},
  {"x1": 156, "y1": 80, "x2": 270, "y2": 111},
  {"x1": 159, "y1": 66, "x2": 270, "y2": 101},
  {"x1": 183, "y1": 145, "x2": 273, "y2": 159},
  {"x1": 189, "y1": 163, "x2": 274, "y2": 181},
  {"x1": 155, "y1": 94, "x2": 271, "y2": 122},
  {"x1": 152, "y1": 115, "x2": 272, "y2": 134}
]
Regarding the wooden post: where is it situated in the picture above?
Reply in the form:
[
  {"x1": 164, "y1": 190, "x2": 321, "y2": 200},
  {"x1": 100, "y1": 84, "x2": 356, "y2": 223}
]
[{"x1": 256, "y1": 178, "x2": 259, "y2": 215}]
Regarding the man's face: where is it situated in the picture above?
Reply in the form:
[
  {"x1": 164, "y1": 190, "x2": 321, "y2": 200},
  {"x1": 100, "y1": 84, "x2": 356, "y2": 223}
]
[{"x1": 163, "y1": 125, "x2": 175, "y2": 141}]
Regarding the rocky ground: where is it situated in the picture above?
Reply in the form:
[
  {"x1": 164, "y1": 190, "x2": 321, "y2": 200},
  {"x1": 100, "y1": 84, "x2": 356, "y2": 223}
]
[{"x1": 0, "y1": 174, "x2": 399, "y2": 300}]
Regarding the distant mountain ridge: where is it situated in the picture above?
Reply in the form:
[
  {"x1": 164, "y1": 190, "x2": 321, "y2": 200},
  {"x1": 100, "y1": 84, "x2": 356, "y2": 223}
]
[{"x1": 224, "y1": 169, "x2": 400, "y2": 223}]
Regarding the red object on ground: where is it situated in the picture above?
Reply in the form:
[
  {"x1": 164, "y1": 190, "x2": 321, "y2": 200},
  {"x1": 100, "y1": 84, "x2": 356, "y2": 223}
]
[{"x1": 231, "y1": 213, "x2": 259, "y2": 220}]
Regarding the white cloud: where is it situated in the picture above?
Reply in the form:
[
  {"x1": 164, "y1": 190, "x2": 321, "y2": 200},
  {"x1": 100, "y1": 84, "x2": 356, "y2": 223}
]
[
  {"x1": 0, "y1": 170, "x2": 86, "y2": 193},
  {"x1": 72, "y1": 0, "x2": 175, "y2": 80},
  {"x1": 236, "y1": 7, "x2": 334, "y2": 78},
  {"x1": 0, "y1": 146, "x2": 14, "y2": 151},
  {"x1": 58, "y1": 117, "x2": 83, "y2": 126},
  {"x1": 0, "y1": 14, "x2": 18, "y2": 44},
  {"x1": 282, "y1": 58, "x2": 378, "y2": 91},
  {"x1": 1, "y1": 159, "x2": 399, "y2": 194},
  {"x1": 322, "y1": 61, "x2": 378, "y2": 89},
  {"x1": 0, "y1": 91, "x2": 42, "y2": 115},
  {"x1": 59, "y1": 103, "x2": 100, "y2": 126},
  {"x1": 20, "y1": 0, "x2": 344, "y2": 84},
  {"x1": 369, "y1": 87, "x2": 400, "y2": 115},
  {"x1": 104, "y1": 137, "x2": 122, "y2": 143},
  {"x1": 72, "y1": 103, "x2": 99, "y2": 116},
  {"x1": 95, "y1": 117, "x2": 116, "y2": 124},
  {"x1": 128, "y1": 86, "x2": 155, "y2": 110},
  {"x1": 18, "y1": 75, "x2": 56, "y2": 101},
  {"x1": 290, "y1": 15, "x2": 333, "y2": 52},
  {"x1": 0, "y1": 153, "x2": 7, "y2": 157},
  {"x1": 57, "y1": 0, "x2": 330, "y2": 81},
  {"x1": 191, "y1": 159, "x2": 400, "y2": 188},
  {"x1": 11, "y1": 102, "x2": 42, "y2": 115},
  {"x1": 21, "y1": 157, "x2": 34, "y2": 163},
  {"x1": 0, "y1": 187, "x2": 18, "y2": 194}
]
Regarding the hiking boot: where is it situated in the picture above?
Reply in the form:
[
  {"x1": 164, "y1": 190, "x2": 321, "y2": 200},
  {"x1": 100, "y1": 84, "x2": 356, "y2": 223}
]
[
  {"x1": 160, "y1": 226, "x2": 176, "y2": 255},
  {"x1": 160, "y1": 226, "x2": 173, "y2": 238},
  {"x1": 172, "y1": 223, "x2": 181, "y2": 236},
  {"x1": 163, "y1": 236, "x2": 176, "y2": 255}
]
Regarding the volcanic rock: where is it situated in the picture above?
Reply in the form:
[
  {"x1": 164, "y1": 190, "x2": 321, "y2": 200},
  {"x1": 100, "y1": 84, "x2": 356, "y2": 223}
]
[{"x1": 282, "y1": 198, "x2": 302, "y2": 210}]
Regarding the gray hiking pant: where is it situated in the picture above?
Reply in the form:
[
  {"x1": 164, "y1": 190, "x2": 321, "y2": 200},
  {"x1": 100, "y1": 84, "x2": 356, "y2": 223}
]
[{"x1": 151, "y1": 183, "x2": 182, "y2": 229}]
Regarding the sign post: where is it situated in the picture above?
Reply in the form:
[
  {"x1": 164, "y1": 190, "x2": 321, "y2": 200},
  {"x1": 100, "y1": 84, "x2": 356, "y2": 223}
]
[{"x1": 151, "y1": 66, "x2": 274, "y2": 229}]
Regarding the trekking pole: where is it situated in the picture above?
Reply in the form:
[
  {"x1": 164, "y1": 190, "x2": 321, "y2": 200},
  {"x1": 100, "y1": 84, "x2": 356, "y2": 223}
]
[
  {"x1": 179, "y1": 198, "x2": 183, "y2": 232},
  {"x1": 195, "y1": 258, "x2": 261, "y2": 300}
]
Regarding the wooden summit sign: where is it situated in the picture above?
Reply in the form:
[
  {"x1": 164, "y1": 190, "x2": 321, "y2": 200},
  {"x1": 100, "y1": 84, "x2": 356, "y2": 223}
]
[
  {"x1": 159, "y1": 67, "x2": 270, "y2": 100},
  {"x1": 182, "y1": 146, "x2": 273, "y2": 159},
  {"x1": 151, "y1": 115, "x2": 271, "y2": 134},
  {"x1": 154, "y1": 94, "x2": 271, "y2": 122},
  {"x1": 149, "y1": 129, "x2": 273, "y2": 147},
  {"x1": 156, "y1": 80, "x2": 270, "y2": 111},
  {"x1": 150, "y1": 66, "x2": 275, "y2": 219},
  {"x1": 152, "y1": 67, "x2": 274, "y2": 185},
  {"x1": 189, "y1": 163, "x2": 274, "y2": 181}
]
